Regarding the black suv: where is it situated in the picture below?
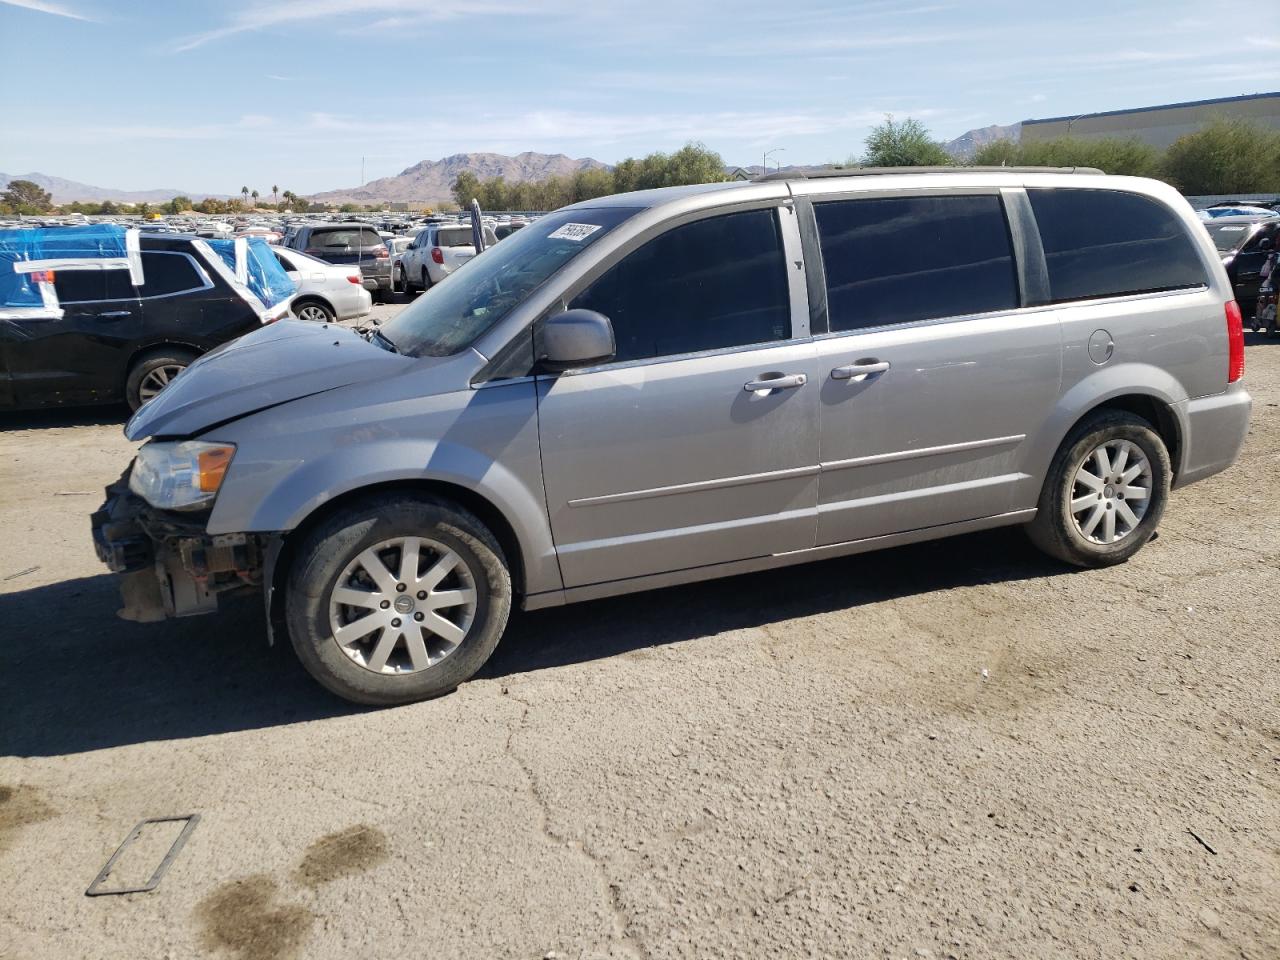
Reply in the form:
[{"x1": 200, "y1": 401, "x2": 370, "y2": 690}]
[
  {"x1": 287, "y1": 223, "x2": 391, "y2": 301},
  {"x1": 1, "y1": 234, "x2": 278, "y2": 411}
]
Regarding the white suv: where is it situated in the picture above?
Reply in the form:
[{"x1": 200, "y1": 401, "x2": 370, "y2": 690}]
[{"x1": 401, "y1": 223, "x2": 499, "y2": 293}]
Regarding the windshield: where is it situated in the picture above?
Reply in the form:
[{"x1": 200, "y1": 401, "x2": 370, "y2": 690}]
[
  {"x1": 1206, "y1": 223, "x2": 1253, "y2": 253},
  {"x1": 381, "y1": 206, "x2": 639, "y2": 357}
]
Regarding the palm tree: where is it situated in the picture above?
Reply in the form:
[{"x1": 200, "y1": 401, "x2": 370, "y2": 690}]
[
  {"x1": 272, "y1": 184, "x2": 279, "y2": 208},
  {"x1": 251, "y1": 189, "x2": 260, "y2": 208},
  {"x1": 240, "y1": 185, "x2": 249, "y2": 208}
]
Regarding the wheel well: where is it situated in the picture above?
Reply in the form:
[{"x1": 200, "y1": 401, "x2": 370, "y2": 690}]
[
  {"x1": 268, "y1": 479, "x2": 527, "y2": 634},
  {"x1": 290, "y1": 295, "x2": 334, "y2": 313},
  {"x1": 1078, "y1": 394, "x2": 1182, "y2": 479}
]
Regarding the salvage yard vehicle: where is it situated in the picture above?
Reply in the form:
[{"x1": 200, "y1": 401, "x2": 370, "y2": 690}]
[
  {"x1": 272, "y1": 246, "x2": 372, "y2": 324},
  {"x1": 93, "y1": 168, "x2": 1251, "y2": 706},
  {"x1": 400, "y1": 223, "x2": 499, "y2": 293},
  {"x1": 286, "y1": 223, "x2": 391, "y2": 301},
  {"x1": 1, "y1": 226, "x2": 295, "y2": 411},
  {"x1": 1204, "y1": 214, "x2": 1280, "y2": 319}
]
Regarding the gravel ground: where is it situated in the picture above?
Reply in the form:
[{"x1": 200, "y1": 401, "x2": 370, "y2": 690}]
[{"x1": 1, "y1": 314, "x2": 1278, "y2": 960}]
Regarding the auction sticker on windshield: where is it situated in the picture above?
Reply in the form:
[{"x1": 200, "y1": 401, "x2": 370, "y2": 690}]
[{"x1": 548, "y1": 223, "x2": 603, "y2": 242}]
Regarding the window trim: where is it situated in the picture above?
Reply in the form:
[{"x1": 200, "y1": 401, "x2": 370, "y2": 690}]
[
  {"x1": 807, "y1": 188, "x2": 1024, "y2": 338},
  {"x1": 532, "y1": 201, "x2": 808, "y2": 376}
]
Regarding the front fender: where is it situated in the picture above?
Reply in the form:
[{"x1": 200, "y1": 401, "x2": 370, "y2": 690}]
[{"x1": 204, "y1": 378, "x2": 562, "y2": 596}]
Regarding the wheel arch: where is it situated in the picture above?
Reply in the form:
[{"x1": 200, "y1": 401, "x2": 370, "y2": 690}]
[
  {"x1": 290, "y1": 294, "x2": 336, "y2": 315},
  {"x1": 267, "y1": 478, "x2": 531, "y2": 642}
]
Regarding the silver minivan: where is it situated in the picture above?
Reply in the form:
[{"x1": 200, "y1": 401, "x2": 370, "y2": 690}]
[{"x1": 93, "y1": 168, "x2": 1252, "y2": 705}]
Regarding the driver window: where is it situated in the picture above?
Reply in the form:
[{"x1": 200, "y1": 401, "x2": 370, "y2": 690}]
[{"x1": 569, "y1": 208, "x2": 790, "y2": 363}]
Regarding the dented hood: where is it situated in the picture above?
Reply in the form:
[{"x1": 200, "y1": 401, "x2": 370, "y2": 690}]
[{"x1": 125, "y1": 320, "x2": 412, "y2": 440}]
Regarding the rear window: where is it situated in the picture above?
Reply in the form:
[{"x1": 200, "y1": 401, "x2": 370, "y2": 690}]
[
  {"x1": 308, "y1": 228, "x2": 382, "y2": 249},
  {"x1": 52, "y1": 270, "x2": 106, "y2": 304},
  {"x1": 1206, "y1": 223, "x2": 1251, "y2": 253},
  {"x1": 1028, "y1": 189, "x2": 1207, "y2": 303},
  {"x1": 436, "y1": 227, "x2": 475, "y2": 247},
  {"x1": 814, "y1": 194, "x2": 1019, "y2": 332}
]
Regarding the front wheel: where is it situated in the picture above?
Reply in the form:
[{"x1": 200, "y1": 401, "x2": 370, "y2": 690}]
[
  {"x1": 1026, "y1": 410, "x2": 1171, "y2": 568},
  {"x1": 294, "y1": 300, "x2": 335, "y2": 323},
  {"x1": 125, "y1": 348, "x2": 198, "y2": 410},
  {"x1": 285, "y1": 496, "x2": 512, "y2": 705}
]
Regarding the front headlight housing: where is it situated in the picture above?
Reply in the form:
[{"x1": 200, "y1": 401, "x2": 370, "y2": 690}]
[{"x1": 128, "y1": 441, "x2": 236, "y2": 511}]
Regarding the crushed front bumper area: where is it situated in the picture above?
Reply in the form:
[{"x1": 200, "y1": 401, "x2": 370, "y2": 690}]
[{"x1": 92, "y1": 473, "x2": 270, "y2": 622}]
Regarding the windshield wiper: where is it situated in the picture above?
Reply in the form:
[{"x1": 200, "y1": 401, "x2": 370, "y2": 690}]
[{"x1": 369, "y1": 327, "x2": 399, "y2": 354}]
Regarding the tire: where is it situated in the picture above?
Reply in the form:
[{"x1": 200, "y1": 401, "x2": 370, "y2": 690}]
[
  {"x1": 420, "y1": 268, "x2": 433, "y2": 294},
  {"x1": 1026, "y1": 410, "x2": 1171, "y2": 568},
  {"x1": 293, "y1": 299, "x2": 335, "y2": 323},
  {"x1": 125, "y1": 347, "x2": 198, "y2": 411},
  {"x1": 285, "y1": 495, "x2": 512, "y2": 706}
]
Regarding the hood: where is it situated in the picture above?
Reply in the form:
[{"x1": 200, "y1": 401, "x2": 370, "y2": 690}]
[{"x1": 126, "y1": 319, "x2": 411, "y2": 440}]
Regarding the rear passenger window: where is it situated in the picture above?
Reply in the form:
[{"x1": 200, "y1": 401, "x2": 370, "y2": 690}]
[
  {"x1": 138, "y1": 252, "x2": 204, "y2": 297},
  {"x1": 52, "y1": 270, "x2": 105, "y2": 304},
  {"x1": 1028, "y1": 188, "x2": 1207, "y2": 303},
  {"x1": 815, "y1": 194, "x2": 1018, "y2": 332},
  {"x1": 570, "y1": 209, "x2": 790, "y2": 363}
]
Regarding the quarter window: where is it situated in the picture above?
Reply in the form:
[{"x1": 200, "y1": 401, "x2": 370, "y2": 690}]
[
  {"x1": 814, "y1": 194, "x2": 1019, "y2": 332},
  {"x1": 137, "y1": 252, "x2": 204, "y2": 297},
  {"x1": 569, "y1": 208, "x2": 791, "y2": 363},
  {"x1": 1028, "y1": 188, "x2": 1207, "y2": 303}
]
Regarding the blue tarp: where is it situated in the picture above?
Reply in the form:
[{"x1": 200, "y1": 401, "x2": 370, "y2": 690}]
[
  {"x1": 0, "y1": 224, "x2": 132, "y2": 310},
  {"x1": 207, "y1": 236, "x2": 296, "y2": 309}
]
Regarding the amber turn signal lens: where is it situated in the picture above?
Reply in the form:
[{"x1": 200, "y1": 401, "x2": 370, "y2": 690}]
[{"x1": 196, "y1": 445, "x2": 235, "y2": 492}]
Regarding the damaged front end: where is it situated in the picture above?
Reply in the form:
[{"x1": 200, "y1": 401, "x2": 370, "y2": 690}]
[{"x1": 91, "y1": 471, "x2": 271, "y2": 622}]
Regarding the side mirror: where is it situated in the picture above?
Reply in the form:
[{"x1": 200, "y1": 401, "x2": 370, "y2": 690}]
[
  {"x1": 1259, "y1": 237, "x2": 1274, "y2": 251},
  {"x1": 538, "y1": 309, "x2": 615, "y2": 371}
]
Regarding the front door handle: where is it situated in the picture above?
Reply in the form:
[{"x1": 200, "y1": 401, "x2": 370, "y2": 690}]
[
  {"x1": 98, "y1": 310, "x2": 133, "y2": 319},
  {"x1": 831, "y1": 360, "x2": 890, "y2": 380},
  {"x1": 744, "y1": 373, "x2": 807, "y2": 392}
]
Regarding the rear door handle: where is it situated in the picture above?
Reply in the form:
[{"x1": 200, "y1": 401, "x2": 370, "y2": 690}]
[
  {"x1": 831, "y1": 360, "x2": 890, "y2": 380},
  {"x1": 98, "y1": 310, "x2": 133, "y2": 319},
  {"x1": 744, "y1": 373, "x2": 807, "y2": 392}
]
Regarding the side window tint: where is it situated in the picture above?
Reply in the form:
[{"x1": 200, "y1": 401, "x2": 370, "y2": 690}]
[
  {"x1": 138, "y1": 252, "x2": 204, "y2": 297},
  {"x1": 570, "y1": 209, "x2": 790, "y2": 363},
  {"x1": 815, "y1": 194, "x2": 1018, "y2": 332},
  {"x1": 52, "y1": 270, "x2": 106, "y2": 304},
  {"x1": 104, "y1": 270, "x2": 136, "y2": 300},
  {"x1": 1028, "y1": 188, "x2": 1207, "y2": 302}
]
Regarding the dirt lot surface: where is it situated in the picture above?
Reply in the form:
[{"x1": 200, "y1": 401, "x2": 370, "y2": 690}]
[{"x1": 2, "y1": 319, "x2": 1278, "y2": 960}]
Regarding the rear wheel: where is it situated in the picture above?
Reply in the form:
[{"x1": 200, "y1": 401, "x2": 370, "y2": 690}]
[
  {"x1": 125, "y1": 347, "x2": 198, "y2": 410},
  {"x1": 420, "y1": 268, "x2": 432, "y2": 294},
  {"x1": 294, "y1": 300, "x2": 335, "y2": 323},
  {"x1": 285, "y1": 495, "x2": 512, "y2": 706},
  {"x1": 1026, "y1": 410, "x2": 1171, "y2": 568}
]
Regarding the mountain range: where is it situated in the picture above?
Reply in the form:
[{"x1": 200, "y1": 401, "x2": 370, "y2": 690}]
[
  {"x1": 311, "y1": 152, "x2": 610, "y2": 205},
  {"x1": 0, "y1": 171, "x2": 232, "y2": 205},
  {"x1": 945, "y1": 123, "x2": 1021, "y2": 159}
]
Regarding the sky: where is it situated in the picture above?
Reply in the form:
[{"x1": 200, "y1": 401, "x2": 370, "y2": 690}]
[{"x1": 1, "y1": 0, "x2": 1277, "y2": 196}]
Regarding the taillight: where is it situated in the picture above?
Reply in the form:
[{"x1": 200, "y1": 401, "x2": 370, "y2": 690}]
[
  {"x1": 371, "y1": 245, "x2": 387, "y2": 258},
  {"x1": 431, "y1": 247, "x2": 444, "y2": 265},
  {"x1": 347, "y1": 275, "x2": 361, "y2": 284},
  {"x1": 1225, "y1": 300, "x2": 1244, "y2": 383}
]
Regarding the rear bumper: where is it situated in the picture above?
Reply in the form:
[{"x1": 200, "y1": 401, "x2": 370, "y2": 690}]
[
  {"x1": 92, "y1": 472, "x2": 269, "y2": 621},
  {"x1": 1173, "y1": 382, "x2": 1252, "y2": 489}
]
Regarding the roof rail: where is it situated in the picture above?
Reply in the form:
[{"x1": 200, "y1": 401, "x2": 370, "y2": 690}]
[{"x1": 754, "y1": 165, "x2": 1104, "y2": 181}]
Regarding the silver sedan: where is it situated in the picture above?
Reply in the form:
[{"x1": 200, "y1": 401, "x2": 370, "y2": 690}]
[{"x1": 272, "y1": 246, "x2": 373, "y2": 323}]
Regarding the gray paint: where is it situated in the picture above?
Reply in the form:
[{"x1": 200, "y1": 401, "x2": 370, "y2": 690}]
[{"x1": 123, "y1": 170, "x2": 1251, "y2": 612}]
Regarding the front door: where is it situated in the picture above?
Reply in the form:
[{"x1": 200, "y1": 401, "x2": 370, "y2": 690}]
[
  {"x1": 807, "y1": 192, "x2": 1062, "y2": 545},
  {"x1": 537, "y1": 206, "x2": 822, "y2": 588}
]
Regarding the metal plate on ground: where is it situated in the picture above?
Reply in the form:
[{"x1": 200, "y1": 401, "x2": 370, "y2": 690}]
[{"x1": 85, "y1": 814, "x2": 200, "y2": 896}]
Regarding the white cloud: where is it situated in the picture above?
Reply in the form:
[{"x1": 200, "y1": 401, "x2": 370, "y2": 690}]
[
  {"x1": 169, "y1": 0, "x2": 557, "y2": 52},
  {"x1": 0, "y1": 0, "x2": 93, "y2": 21}
]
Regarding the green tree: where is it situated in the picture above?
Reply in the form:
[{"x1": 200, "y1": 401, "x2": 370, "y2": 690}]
[
  {"x1": 2, "y1": 179, "x2": 54, "y2": 213},
  {"x1": 136, "y1": 202, "x2": 151, "y2": 217},
  {"x1": 338, "y1": 202, "x2": 360, "y2": 213},
  {"x1": 167, "y1": 195, "x2": 192, "y2": 214},
  {"x1": 451, "y1": 171, "x2": 481, "y2": 208},
  {"x1": 1163, "y1": 118, "x2": 1280, "y2": 194},
  {"x1": 98, "y1": 200, "x2": 119, "y2": 215},
  {"x1": 251, "y1": 189, "x2": 260, "y2": 207},
  {"x1": 271, "y1": 184, "x2": 279, "y2": 207},
  {"x1": 240, "y1": 185, "x2": 250, "y2": 206},
  {"x1": 859, "y1": 115, "x2": 952, "y2": 167},
  {"x1": 971, "y1": 136, "x2": 1162, "y2": 177}
]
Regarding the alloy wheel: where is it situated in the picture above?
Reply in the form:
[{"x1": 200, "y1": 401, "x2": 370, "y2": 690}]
[
  {"x1": 297, "y1": 304, "x2": 330, "y2": 322},
  {"x1": 137, "y1": 363, "x2": 186, "y2": 404},
  {"x1": 1069, "y1": 439, "x2": 1152, "y2": 545},
  {"x1": 328, "y1": 536, "x2": 478, "y2": 675}
]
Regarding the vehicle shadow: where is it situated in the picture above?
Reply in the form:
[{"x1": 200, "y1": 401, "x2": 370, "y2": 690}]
[
  {"x1": 0, "y1": 405, "x2": 130, "y2": 430},
  {"x1": 0, "y1": 528, "x2": 1069, "y2": 759}
]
